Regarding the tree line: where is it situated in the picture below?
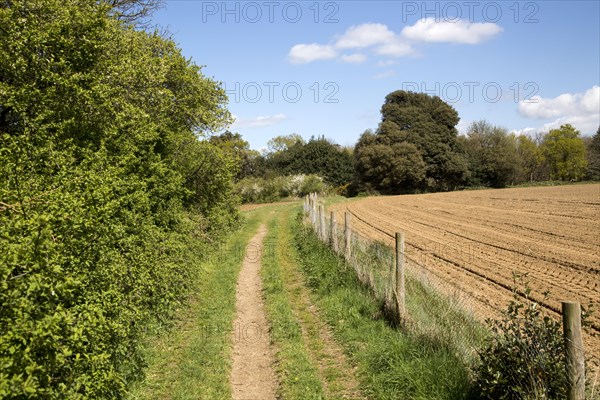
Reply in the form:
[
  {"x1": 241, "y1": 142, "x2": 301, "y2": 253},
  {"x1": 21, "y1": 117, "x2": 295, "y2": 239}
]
[
  {"x1": 226, "y1": 91, "x2": 599, "y2": 200},
  {"x1": 1, "y1": 0, "x2": 239, "y2": 397}
]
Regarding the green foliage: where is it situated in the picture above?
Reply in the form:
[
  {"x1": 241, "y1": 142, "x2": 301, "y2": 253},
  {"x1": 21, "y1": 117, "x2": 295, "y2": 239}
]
[
  {"x1": 299, "y1": 175, "x2": 325, "y2": 196},
  {"x1": 461, "y1": 121, "x2": 519, "y2": 188},
  {"x1": 584, "y1": 127, "x2": 600, "y2": 180},
  {"x1": 209, "y1": 131, "x2": 261, "y2": 181},
  {"x1": 516, "y1": 134, "x2": 547, "y2": 183},
  {"x1": 268, "y1": 136, "x2": 354, "y2": 187},
  {"x1": 355, "y1": 131, "x2": 426, "y2": 194},
  {"x1": 267, "y1": 133, "x2": 306, "y2": 154},
  {"x1": 235, "y1": 174, "x2": 324, "y2": 204},
  {"x1": 354, "y1": 91, "x2": 469, "y2": 194},
  {"x1": 0, "y1": 0, "x2": 237, "y2": 397},
  {"x1": 176, "y1": 140, "x2": 240, "y2": 231},
  {"x1": 474, "y1": 284, "x2": 567, "y2": 399},
  {"x1": 541, "y1": 124, "x2": 588, "y2": 181}
]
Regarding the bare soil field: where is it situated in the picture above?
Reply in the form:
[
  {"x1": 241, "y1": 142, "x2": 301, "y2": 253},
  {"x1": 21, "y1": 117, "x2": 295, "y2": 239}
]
[{"x1": 330, "y1": 184, "x2": 600, "y2": 360}]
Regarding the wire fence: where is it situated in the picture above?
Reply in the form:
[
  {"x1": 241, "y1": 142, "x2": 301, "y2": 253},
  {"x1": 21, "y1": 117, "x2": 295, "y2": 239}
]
[
  {"x1": 305, "y1": 196, "x2": 486, "y2": 362},
  {"x1": 303, "y1": 193, "x2": 599, "y2": 399}
]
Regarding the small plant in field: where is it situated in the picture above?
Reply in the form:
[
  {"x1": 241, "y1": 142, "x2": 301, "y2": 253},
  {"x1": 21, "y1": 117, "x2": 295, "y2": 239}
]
[{"x1": 474, "y1": 275, "x2": 567, "y2": 399}]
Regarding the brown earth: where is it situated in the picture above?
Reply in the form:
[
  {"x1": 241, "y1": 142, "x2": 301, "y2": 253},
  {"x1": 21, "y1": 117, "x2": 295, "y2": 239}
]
[
  {"x1": 230, "y1": 225, "x2": 278, "y2": 400},
  {"x1": 330, "y1": 184, "x2": 600, "y2": 361}
]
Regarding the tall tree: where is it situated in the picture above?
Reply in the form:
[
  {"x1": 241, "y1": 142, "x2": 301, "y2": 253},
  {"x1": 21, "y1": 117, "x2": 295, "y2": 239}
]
[
  {"x1": 266, "y1": 133, "x2": 305, "y2": 154},
  {"x1": 355, "y1": 129, "x2": 426, "y2": 193},
  {"x1": 209, "y1": 131, "x2": 260, "y2": 180},
  {"x1": 355, "y1": 91, "x2": 468, "y2": 193},
  {"x1": 541, "y1": 124, "x2": 588, "y2": 181},
  {"x1": 461, "y1": 120, "x2": 519, "y2": 188},
  {"x1": 0, "y1": 0, "x2": 235, "y2": 397},
  {"x1": 269, "y1": 136, "x2": 353, "y2": 186},
  {"x1": 516, "y1": 134, "x2": 546, "y2": 182},
  {"x1": 584, "y1": 126, "x2": 600, "y2": 180}
]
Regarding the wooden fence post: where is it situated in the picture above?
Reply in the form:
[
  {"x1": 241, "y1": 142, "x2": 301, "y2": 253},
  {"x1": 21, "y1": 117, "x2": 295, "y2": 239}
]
[
  {"x1": 319, "y1": 205, "x2": 326, "y2": 242},
  {"x1": 562, "y1": 302, "x2": 585, "y2": 400},
  {"x1": 311, "y1": 195, "x2": 317, "y2": 227},
  {"x1": 395, "y1": 232, "x2": 406, "y2": 321},
  {"x1": 330, "y1": 211, "x2": 338, "y2": 253},
  {"x1": 344, "y1": 212, "x2": 351, "y2": 260}
]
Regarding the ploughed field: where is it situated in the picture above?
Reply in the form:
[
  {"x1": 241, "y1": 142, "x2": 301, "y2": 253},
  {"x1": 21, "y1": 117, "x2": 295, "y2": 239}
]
[{"x1": 330, "y1": 184, "x2": 600, "y2": 360}]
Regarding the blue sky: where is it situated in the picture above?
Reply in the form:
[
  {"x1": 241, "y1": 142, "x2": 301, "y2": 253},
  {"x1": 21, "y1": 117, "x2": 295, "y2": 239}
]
[{"x1": 152, "y1": 1, "x2": 600, "y2": 150}]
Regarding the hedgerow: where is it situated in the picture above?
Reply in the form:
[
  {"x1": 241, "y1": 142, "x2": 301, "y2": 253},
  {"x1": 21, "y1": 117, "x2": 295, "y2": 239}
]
[{"x1": 0, "y1": 0, "x2": 237, "y2": 397}]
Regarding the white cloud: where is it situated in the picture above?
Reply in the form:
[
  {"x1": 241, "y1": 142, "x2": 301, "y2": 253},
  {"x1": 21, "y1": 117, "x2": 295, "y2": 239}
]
[
  {"x1": 511, "y1": 127, "x2": 538, "y2": 137},
  {"x1": 232, "y1": 113, "x2": 287, "y2": 129},
  {"x1": 376, "y1": 59, "x2": 397, "y2": 67},
  {"x1": 335, "y1": 23, "x2": 395, "y2": 49},
  {"x1": 288, "y1": 18, "x2": 500, "y2": 65},
  {"x1": 374, "y1": 38, "x2": 414, "y2": 57},
  {"x1": 516, "y1": 86, "x2": 600, "y2": 134},
  {"x1": 373, "y1": 70, "x2": 396, "y2": 80},
  {"x1": 401, "y1": 18, "x2": 503, "y2": 44},
  {"x1": 340, "y1": 53, "x2": 367, "y2": 63},
  {"x1": 288, "y1": 23, "x2": 415, "y2": 64},
  {"x1": 288, "y1": 43, "x2": 337, "y2": 64}
]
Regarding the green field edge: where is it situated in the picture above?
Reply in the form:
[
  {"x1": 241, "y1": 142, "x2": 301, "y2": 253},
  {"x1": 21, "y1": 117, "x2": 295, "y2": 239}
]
[{"x1": 292, "y1": 208, "x2": 481, "y2": 400}]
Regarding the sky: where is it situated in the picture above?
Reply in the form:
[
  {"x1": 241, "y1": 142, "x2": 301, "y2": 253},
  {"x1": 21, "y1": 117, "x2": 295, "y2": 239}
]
[{"x1": 152, "y1": 0, "x2": 600, "y2": 150}]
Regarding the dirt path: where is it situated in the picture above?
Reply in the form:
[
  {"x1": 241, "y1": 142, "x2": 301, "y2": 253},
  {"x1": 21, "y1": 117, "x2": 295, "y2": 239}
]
[{"x1": 230, "y1": 225, "x2": 278, "y2": 400}]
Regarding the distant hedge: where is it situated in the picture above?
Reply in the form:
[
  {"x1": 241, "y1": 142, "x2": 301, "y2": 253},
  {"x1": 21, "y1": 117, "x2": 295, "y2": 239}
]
[{"x1": 0, "y1": 0, "x2": 237, "y2": 397}]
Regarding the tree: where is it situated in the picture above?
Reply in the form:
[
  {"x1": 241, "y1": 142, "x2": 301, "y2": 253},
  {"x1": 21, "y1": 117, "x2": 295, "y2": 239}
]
[
  {"x1": 541, "y1": 124, "x2": 588, "y2": 181},
  {"x1": 0, "y1": 0, "x2": 236, "y2": 397},
  {"x1": 209, "y1": 131, "x2": 261, "y2": 180},
  {"x1": 104, "y1": 0, "x2": 164, "y2": 26},
  {"x1": 461, "y1": 120, "x2": 519, "y2": 188},
  {"x1": 584, "y1": 127, "x2": 600, "y2": 180},
  {"x1": 354, "y1": 91, "x2": 468, "y2": 194},
  {"x1": 516, "y1": 134, "x2": 546, "y2": 182},
  {"x1": 355, "y1": 132, "x2": 426, "y2": 194},
  {"x1": 268, "y1": 136, "x2": 353, "y2": 187},
  {"x1": 266, "y1": 133, "x2": 305, "y2": 154}
]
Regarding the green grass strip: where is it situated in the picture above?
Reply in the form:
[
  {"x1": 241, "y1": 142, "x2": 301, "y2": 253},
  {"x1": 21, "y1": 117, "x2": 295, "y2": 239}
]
[
  {"x1": 127, "y1": 208, "x2": 268, "y2": 400},
  {"x1": 292, "y1": 210, "x2": 478, "y2": 400},
  {"x1": 261, "y1": 205, "x2": 325, "y2": 400}
]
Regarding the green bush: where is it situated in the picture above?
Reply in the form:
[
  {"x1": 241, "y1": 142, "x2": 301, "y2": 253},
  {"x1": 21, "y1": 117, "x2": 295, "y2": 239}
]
[
  {"x1": 0, "y1": 0, "x2": 237, "y2": 397},
  {"x1": 474, "y1": 284, "x2": 567, "y2": 399},
  {"x1": 235, "y1": 174, "x2": 325, "y2": 204}
]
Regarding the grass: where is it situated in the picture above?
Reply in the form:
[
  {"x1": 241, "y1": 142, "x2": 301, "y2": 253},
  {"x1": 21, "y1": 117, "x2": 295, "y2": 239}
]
[
  {"x1": 127, "y1": 207, "x2": 269, "y2": 400},
  {"x1": 127, "y1": 201, "x2": 489, "y2": 399},
  {"x1": 293, "y1": 210, "x2": 480, "y2": 399},
  {"x1": 260, "y1": 205, "x2": 325, "y2": 399},
  {"x1": 349, "y1": 238, "x2": 488, "y2": 366},
  {"x1": 507, "y1": 179, "x2": 600, "y2": 188},
  {"x1": 262, "y1": 204, "x2": 364, "y2": 400}
]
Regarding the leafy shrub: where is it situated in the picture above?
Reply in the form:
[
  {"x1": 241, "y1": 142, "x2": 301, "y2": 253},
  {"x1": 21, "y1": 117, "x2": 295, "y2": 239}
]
[
  {"x1": 474, "y1": 284, "x2": 567, "y2": 399},
  {"x1": 235, "y1": 174, "x2": 325, "y2": 204},
  {"x1": 0, "y1": 0, "x2": 237, "y2": 398},
  {"x1": 298, "y1": 174, "x2": 325, "y2": 196}
]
